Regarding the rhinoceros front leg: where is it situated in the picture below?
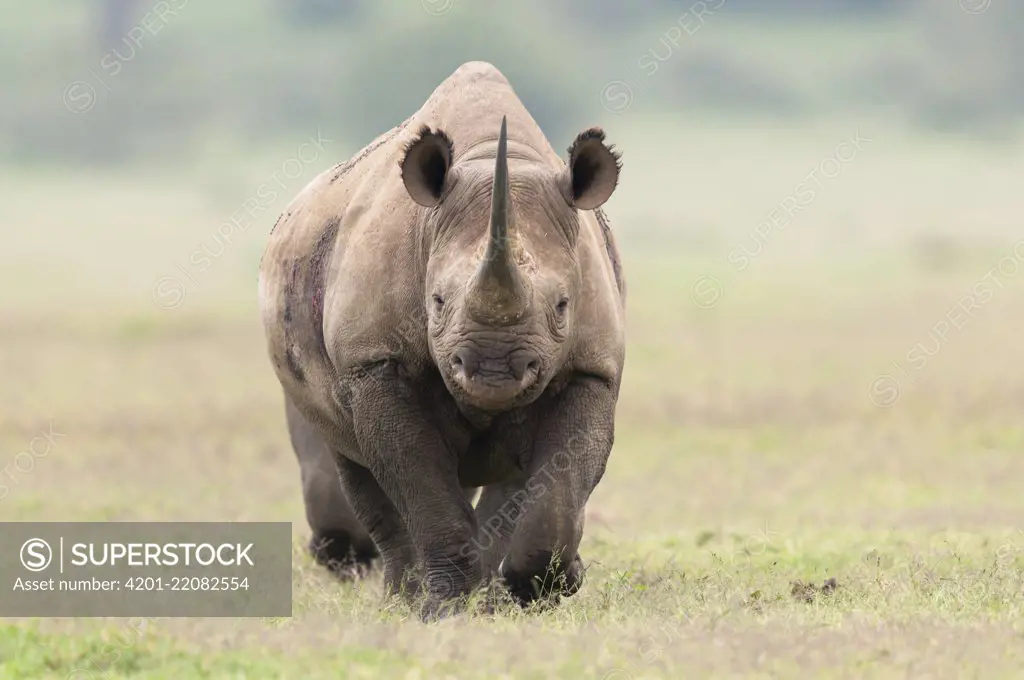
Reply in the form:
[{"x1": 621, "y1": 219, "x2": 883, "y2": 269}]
[
  {"x1": 498, "y1": 377, "x2": 616, "y2": 605},
  {"x1": 347, "y1": 368, "x2": 482, "y2": 620},
  {"x1": 334, "y1": 456, "x2": 419, "y2": 596}
]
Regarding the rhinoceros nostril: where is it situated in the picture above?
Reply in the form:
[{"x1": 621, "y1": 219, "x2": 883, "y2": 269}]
[
  {"x1": 451, "y1": 348, "x2": 479, "y2": 379},
  {"x1": 510, "y1": 352, "x2": 540, "y2": 381}
]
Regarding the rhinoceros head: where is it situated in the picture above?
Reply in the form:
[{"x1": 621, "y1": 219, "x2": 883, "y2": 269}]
[{"x1": 400, "y1": 116, "x2": 620, "y2": 411}]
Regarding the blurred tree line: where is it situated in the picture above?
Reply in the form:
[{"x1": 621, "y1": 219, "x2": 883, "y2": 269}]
[{"x1": 1, "y1": 0, "x2": 1019, "y2": 166}]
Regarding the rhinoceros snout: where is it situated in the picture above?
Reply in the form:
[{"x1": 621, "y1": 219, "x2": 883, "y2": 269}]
[{"x1": 448, "y1": 343, "x2": 540, "y2": 409}]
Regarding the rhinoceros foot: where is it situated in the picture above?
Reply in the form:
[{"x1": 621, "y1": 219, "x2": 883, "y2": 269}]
[
  {"x1": 308, "y1": 531, "x2": 377, "y2": 581},
  {"x1": 500, "y1": 552, "x2": 585, "y2": 607}
]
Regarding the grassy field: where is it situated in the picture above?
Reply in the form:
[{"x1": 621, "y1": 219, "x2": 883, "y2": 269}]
[{"x1": 2, "y1": 118, "x2": 1023, "y2": 678}]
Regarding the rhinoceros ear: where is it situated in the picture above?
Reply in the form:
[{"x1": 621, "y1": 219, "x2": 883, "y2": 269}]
[
  {"x1": 564, "y1": 127, "x2": 622, "y2": 210},
  {"x1": 400, "y1": 125, "x2": 454, "y2": 207}
]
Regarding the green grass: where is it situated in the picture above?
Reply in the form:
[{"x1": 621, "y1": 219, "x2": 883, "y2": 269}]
[
  {"x1": 0, "y1": 624, "x2": 415, "y2": 679},
  {"x1": 2, "y1": 121, "x2": 1024, "y2": 677},
  {"x1": 4, "y1": 530, "x2": 1023, "y2": 678}
]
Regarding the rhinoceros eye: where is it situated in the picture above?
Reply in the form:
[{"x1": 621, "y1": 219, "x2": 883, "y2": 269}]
[
  {"x1": 555, "y1": 297, "x2": 569, "y2": 315},
  {"x1": 432, "y1": 294, "x2": 445, "y2": 308}
]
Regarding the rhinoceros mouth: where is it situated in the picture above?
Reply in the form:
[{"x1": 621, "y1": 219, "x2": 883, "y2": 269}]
[{"x1": 447, "y1": 360, "x2": 541, "y2": 412}]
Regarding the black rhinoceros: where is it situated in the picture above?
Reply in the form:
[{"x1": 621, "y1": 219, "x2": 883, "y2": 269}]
[{"x1": 259, "y1": 61, "x2": 625, "y2": 618}]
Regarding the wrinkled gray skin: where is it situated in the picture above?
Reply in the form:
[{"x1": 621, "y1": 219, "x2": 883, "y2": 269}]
[{"x1": 259, "y1": 62, "x2": 626, "y2": 619}]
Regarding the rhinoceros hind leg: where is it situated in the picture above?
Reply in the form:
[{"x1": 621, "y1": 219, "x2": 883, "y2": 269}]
[
  {"x1": 307, "y1": 530, "x2": 377, "y2": 579},
  {"x1": 285, "y1": 395, "x2": 378, "y2": 578},
  {"x1": 471, "y1": 478, "x2": 526, "y2": 577}
]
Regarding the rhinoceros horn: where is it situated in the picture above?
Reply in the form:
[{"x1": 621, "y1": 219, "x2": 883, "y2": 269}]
[{"x1": 468, "y1": 116, "x2": 528, "y2": 322}]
